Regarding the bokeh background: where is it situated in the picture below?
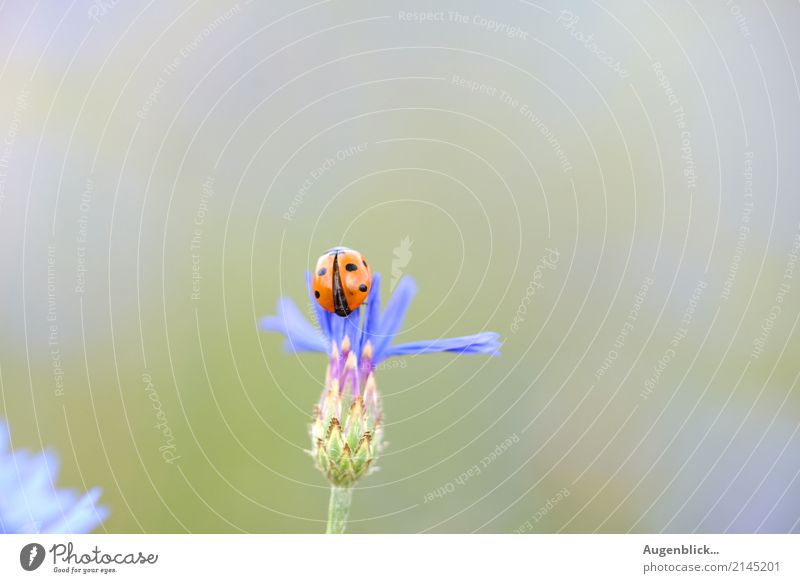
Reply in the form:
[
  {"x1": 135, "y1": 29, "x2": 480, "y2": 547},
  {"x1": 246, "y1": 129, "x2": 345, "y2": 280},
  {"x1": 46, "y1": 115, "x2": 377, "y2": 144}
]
[{"x1": 1, "y1": 0, "x2": 799, "y2": 533}]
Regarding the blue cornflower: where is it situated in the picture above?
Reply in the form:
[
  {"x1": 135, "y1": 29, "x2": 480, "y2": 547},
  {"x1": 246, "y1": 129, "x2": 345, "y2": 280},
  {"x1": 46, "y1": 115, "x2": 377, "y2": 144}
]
[
  {"x1": 0, "y1": 420, "x2": 108, "y2": 534},
  {"x1": 260, "y1": 272, "x2": 499, "y2": 493},
  {"x1": 260, "y1": 272, "x2": 501, "y2": 364}
]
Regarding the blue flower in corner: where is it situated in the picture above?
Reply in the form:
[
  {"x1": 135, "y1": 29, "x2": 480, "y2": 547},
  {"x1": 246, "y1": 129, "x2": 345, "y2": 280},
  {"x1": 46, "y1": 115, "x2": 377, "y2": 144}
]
[
  {"x1": 0, "y1": 420, "x2": 108, "y2": 534},
  {"x1": 260, "y1": 272, "x2": 501, "y2": 363}
]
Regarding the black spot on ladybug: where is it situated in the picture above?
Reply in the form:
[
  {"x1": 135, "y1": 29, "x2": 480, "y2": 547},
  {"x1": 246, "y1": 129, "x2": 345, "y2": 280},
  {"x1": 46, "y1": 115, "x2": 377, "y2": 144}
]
[
  {"x1": 317, "y1": 267, "x2": 327, "y2": 276},
  {"x1": 314, "y1": 290, "x2": 320, "y2": 298},
  {"x1": 345, "y1": 263, "x2": 357, "y2": 271},
  {"x1": 362, "y1": 260, "x2": 368, "y2": 267},
  {"x1": 359, "y1": 284, "x2": 368, "y2": 292}
]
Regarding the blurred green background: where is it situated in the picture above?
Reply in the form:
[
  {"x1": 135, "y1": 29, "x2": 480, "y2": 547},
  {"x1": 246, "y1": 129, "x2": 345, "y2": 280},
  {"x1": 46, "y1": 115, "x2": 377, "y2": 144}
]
[{"x1": 0, "y1": 0, "x2": 798, "y2": 533}]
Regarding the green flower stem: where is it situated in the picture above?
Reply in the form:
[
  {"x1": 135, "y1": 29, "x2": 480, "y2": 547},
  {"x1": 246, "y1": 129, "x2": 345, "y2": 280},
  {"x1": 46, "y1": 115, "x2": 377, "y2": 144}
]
[{"x1": 326, "y1": 486, "x2": 353, "y2": 534}]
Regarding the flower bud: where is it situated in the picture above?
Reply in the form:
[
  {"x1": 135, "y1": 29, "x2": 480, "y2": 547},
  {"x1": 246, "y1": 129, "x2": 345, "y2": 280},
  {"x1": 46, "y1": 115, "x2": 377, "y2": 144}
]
[{"x1": 311, "y1": 339, "x2": 382, "y2": 486}]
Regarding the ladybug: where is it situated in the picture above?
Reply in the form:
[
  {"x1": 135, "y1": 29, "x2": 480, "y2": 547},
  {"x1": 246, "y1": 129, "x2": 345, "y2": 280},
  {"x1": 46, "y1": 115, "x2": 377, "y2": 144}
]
[{"x1": 312, "y1": 247, "x2": 372, "y2": 317}]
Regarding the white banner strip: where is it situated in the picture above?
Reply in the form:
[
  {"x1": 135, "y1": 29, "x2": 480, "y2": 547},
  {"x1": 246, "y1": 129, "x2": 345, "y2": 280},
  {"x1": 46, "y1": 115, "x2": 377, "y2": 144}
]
[{"x1": 1, "y1": 534, "x2": 797, "y2": 582}]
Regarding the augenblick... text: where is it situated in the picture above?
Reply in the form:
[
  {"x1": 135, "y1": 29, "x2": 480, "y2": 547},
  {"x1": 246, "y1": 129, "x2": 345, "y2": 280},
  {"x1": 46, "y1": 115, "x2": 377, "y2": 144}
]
[{"x1": 643, "y1": 544, "x2": 716, "y2": 558}]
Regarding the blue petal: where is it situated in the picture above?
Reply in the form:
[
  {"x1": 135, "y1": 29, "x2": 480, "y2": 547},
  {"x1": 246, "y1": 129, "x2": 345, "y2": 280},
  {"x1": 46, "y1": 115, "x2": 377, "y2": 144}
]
[
  {"x1": 21, "y1": 487, "x2": 78, "y2": 534},
  {"x1": 45, "y1": 487, "x2": 108, "y2": 534},
  {"x1": 325, "y1": 307, "x2": 363, "y2": 354},
  {"x1": 341, "y1": 307, "x2": 363, "y2": 357},
  {"x1": 306, "y1": 272, "x2": 332, "y2": 344},
  {"x1": 0, "y1": 419, "x2": 109, "y2": 534},
  {"x1": 384, "y1": 332, "x2": 502, "y2": 357},
  {"x1": 259, "y1": 298, "x2": 327, "y2": 353},
  {"x1": 329, "y1": 311, "x2": 345, "y2": 348},
  {"x1": 363, "y1": 273, "x2": 382, "y2": 347},
  {"x1": 2, "y1": 450, "x2": 61, "y2": 530},
  {"x1": 25, "y1": 449, "x2": 59, "y2": 494},
  {"x1": 373, "y1": 276, "x2": 417, "y2": 362}
]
